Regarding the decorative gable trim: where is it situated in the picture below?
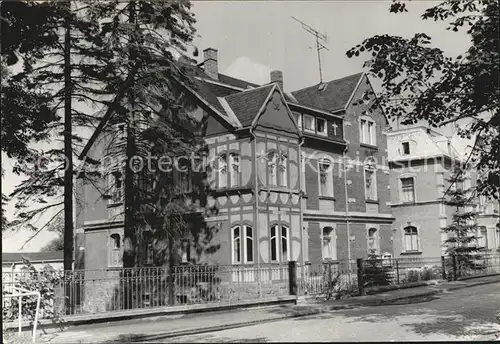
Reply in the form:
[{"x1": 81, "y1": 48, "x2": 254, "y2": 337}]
[
  {"x1": 217, "y1": 97, "x2": 243, "y2": 128},
  {"x1": 343, "y1": 73, "x2": 365, "y2": 110}
]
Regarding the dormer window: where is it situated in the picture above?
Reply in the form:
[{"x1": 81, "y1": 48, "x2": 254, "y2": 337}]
[
  {"x1": 303, "y1": 115, "x2": 315, "y2": 133},
  {"x1": 316, "y1": 118, "x2": 327, "y2": 136},
  {"x1": 402, "y1": 142, "x2": 410, "y2": 155}
]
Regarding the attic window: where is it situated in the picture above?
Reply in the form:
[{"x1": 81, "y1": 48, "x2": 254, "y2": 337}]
[{"x1": 402, "y1": 142, "x2": 410, "y2": 155}]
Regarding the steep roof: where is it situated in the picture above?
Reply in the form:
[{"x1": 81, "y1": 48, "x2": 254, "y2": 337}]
[
  {"x1": 224, "y1": 84, "x2": 275, "y2": 127},
  {"x1": 291, "y1": 73, "x2": 363, "y2": 112},
  {"x1": 2, "y1": 251, "x2": 64, "y2": 264}
]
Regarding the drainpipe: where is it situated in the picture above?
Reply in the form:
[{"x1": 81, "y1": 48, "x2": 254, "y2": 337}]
[
  {"x1": 343, "y1": 147, "x2": 352, "y2": 263},
  {"x1": 298, "y1": 137, "x2": 305, "y2": 283}
]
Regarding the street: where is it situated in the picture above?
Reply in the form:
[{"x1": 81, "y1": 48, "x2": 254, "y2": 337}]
[{"x1": 167, "y1": 283, "x2": 500, "y2": 342}]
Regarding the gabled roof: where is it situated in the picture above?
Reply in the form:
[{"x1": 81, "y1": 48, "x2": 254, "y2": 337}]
[
  {"x1": 224, "y1": 84, "x2": 275, "y2": 127},
  {"x1": 2, "y1": 251, "x2": 64, "y2": 264},
  {"x1": 291, "y1": 72, "x2": 363, "y2": 112}
]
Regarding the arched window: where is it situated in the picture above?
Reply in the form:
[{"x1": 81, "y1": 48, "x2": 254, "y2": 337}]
[
  {"x1": 367, "y1": 227, "x2": 379, "y2": 255},
  {"x1": 229, "y1": 153, "x2": 240, "y2": 187},
  {"x1": 319, "y1": 158, "x2": 333, "y2": 197},
  {"x1": 109, "y1": 234, "x2": 121, "y2": 267},
  {"x1": 404, "y1": 226, "x2": 419, "y2": 252},
  {"x1": 231, "y1": 225, "x2": 254, "y2": 264},
  {"x1": 322, "y1": 227, "x2": 336, "y2": 260},
  {"x1": 217, "y1": 154, "x2": 228, "y2": 188}
]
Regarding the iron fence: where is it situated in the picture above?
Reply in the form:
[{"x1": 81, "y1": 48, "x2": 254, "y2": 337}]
[{"x1": 2, "y1": 264, "x2": 290, "y2": 320}]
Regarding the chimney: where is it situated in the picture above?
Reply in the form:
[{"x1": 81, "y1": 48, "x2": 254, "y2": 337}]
[
  {"x1": 203, "y1": 48, "x2": 218, "y2": 80},
  {"x1": 270, "y1": 70, "x2": 284, "y2": 91}
]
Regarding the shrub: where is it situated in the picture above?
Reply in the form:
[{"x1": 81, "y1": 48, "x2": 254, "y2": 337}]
[
  {"x1": 2, "y1": 260, "x2": 64, "y2": 323},
  {"x1": 364, "y1": 255, "x2": 393, "y2": 288}
]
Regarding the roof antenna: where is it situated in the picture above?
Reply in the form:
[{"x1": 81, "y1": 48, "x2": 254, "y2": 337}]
[{"x1": 291, "y1": 16, "x2": 329, "y2": 86}]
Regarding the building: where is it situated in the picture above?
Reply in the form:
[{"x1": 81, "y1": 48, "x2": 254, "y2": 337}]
[
  {"x1": 387, "y1": 125, "x2": 500, "y2": 258},
  {"x1": 2, "y1": 251, "x2": 65, "y2": 274},
  {"x1": 76, "y1": 48, "x2": 394, "y2": 271}
]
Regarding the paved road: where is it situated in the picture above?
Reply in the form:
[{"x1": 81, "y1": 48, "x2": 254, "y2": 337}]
[{"x1": 168, "y1": 282, "x2": 500, "y2": 342}]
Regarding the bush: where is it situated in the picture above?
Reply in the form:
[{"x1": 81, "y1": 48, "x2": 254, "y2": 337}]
[
  {"x1": 364, "y1": 255, "x2": 392, "y2": 288},
  {"x1": 2, "y1": 260, "x2": 64, "y2": 323}
]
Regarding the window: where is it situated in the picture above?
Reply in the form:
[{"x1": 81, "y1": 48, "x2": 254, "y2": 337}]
[
  {"x1": 232, "y1": 225, "x2": 254, "y2": 264},
  {"x1": 367, "y1": 227, "x2": 379, "y2": 255},
  {"x1": 364, "y1": 168, "x2": 377, "y2": 201},
  {"x1": 278, "y1": 152, "x2": 287, "y2": 187},
  {"x1": 293, "y1": 113, "x2": 302, "y2": 130},
  {"x1": 322, "y1": 227, "x2": 336, "y2": 260},
  {"x1": 401, "y1": 177, "x2": 415, "y2": 203},
  {"x1": 229, "y1": 153, "x2": 240, "y2": 187},
  {"x1": 316, "y1": 118, "x2": 327, "y2": 136},
  {"x1": 181, "y1": 239, "x2": 191, "y2": 263},
  {"x1": 109, "y1": 234, "x2": 121, "y2": 267},
  {"x1": 478, "y1": 227, "x2": 488, "y2": 248},
  {"x1": 268, "y1": 150, "x2": 287, "y2": 187},
  {"x1": 319, "y1": 158, "x2": 333, "y2": 197},
  {"x1": 402, "y1": 142, "x2": 410, "y2": 155},
  {"x1": 270, "y1": 225, "x2": 290, "y2": 262},
  {"x1": 303, "y1": 115, "x2": 315, "y2": 132},
  {"x1": 144, "y1": 231, "x2": 154, "y2": 265},
  {"x1": 217, "y1": 154, "x2": 227, "y2": 188},
  {"x1": 110, "y1": 171, "x2": 123, "y2": 203},
  {"x1": 404, "y1": 226, "x2": 419, "y2": 252},
  {"x1": 360, "y1": 118, "x2": 376, "y2": 145}
]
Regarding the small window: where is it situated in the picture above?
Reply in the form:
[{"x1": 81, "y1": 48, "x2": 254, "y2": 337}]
[
  {"x1": 401, "y1": 177, "x2": 415, "y2": 203},
  {"x1": 360, "y1": 118, "x2": 376, "y2": 145},
  {"x1": 110, "y1": 171, "x2": 123, "y2": 203},
  {"x1": 367, "y1": 227, "x2": 379, "y2": 255},
  {"x1": 181, "y1": 239, "x2": 191, "y2": 263},
  {"x1": 319, "y1": 158, "x2": 333, "y2": 197},
  {"x1": 478, "y1": 226, "x2": 488, "y2": 248},
  {"x1": 404, "y1": 226, "x2": 419, "y2": 252},
  {"x1": 316, "y1": 118, "x2": 327, "y2": 136},
  {"x1": 217, "y1": 154, "x2": 228, "y2": 188},
  {"x1": 229, "y1": 153, "x2": 240, "y2": 187},
  {"x1": 267, "y1": 151, "x2": 277, "y2": 186},
  {"x1": 322, "y1": 227, "x2": 336, "y2": 260},
  {"x1": 303, "y1": 115, "x2": 315, "y2": 132},
  {"x1": 109, "y1": 234, "x2": 122, "y2": 267},
  {"x1": 293, "y1": 113, "x2": 302, "y2": 130},
  {"x1": 278, "y1": 151, "x2": 287, "y2": 187},
  {"x1": 365, "y1": 168, "x2": 377, "y2": 201},
  {"x1": 402, "y1": 142, "x2": 410, "y2": 155}
]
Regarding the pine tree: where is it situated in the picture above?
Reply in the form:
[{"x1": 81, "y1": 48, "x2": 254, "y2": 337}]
[{"x1": 442, "y1": 167, "x2": 485, "y2": 276}]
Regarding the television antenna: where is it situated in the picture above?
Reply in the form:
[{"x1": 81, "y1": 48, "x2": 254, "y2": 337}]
[{"x1": 291, "y1": 16, "x2": 329, "y2": 84}]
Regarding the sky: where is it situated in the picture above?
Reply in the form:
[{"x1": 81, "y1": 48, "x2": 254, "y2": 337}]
[{"x1": 1, "y1": 0, "x2": 473, "y2": 252}]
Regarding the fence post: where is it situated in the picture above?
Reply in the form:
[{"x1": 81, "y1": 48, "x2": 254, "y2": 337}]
[
  {"x1": 167, "y1": 267, "x2": 175, "y2": 306},
  {"x1": 395, "y1": 259, "x2": 400, "y2": 284},
  {"x1": 452, "y1": 254, "x2": 458, "y2": 281},
  {"x1": 356, "y1": 258, "x2": 365, "y2": 296},
  {"x1": 441, "y1": 256, "x2": 447, "y2": 280},
  {"x1": 288, "y1": 261, "x2": 297, "y2": 296}
]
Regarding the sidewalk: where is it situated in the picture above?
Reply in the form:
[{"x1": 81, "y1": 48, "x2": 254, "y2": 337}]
[{"x1": 37, "y1": 274, "x2": 499, "y2": 343}]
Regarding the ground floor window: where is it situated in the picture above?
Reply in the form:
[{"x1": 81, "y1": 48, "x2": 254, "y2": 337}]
[
  {"x1": 404, "y1": 226, "x2": 419, "y2": 252},
  {"x1": 270, "y1": 224, "x2": 290, "y2": 263},
  {"x1": 232, "y1": 225, "x2": 254, "y2": 264},
  {"x1": 322, "y1": 226, "x2": 336, "y2": 260}
]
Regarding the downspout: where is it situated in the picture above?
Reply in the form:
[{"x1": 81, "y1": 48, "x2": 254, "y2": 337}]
[
  {"x1": 343, "y1": 147, "x2": 352, "y2": 263},
  {"x1": 249, "y1": 127, "x2": 261, "y2": 296},
  {"x1": 298, "y1": 137, "x2": 305, "y2": 283}
]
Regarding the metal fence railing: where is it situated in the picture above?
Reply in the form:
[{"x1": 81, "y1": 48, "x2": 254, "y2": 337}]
[{"x1": 2, "y1": 264, "x2": 290, "y2": 319}]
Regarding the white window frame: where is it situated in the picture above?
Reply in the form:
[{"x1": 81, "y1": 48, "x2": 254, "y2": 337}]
[
  {"x1": 217, "y1": 154, "x2": 228, "y2": 188},
  {"x1": 316, "y1": 117, "x2": 327, "y2": 136},
  {"x1": 400, "y1": 177, "x2": 415, "y2": 203},
  {"x1": 364, "y1": 167, "x2": 377, "y2": 201},
  {"x1": 229, "y1": 153, "x2": 240, "y2": 187},
  {"x1": 360, "y1": 117, "x2": 376, "y2": 146},
  {"x1": 303, "y1": 114, "x2": 315, "y2": 133},
  {"x1": 322, "y1": 226, "x2": 337, "y2": 260},
  {"x1": 403, "y1": 226, "x2": 419, "y2": 252},
  {"x1": 270, "y1": 224, "x2": 290, "y2": 263},
  {"x1": 109, "y1": 233, "x2": 122, "y2": 267},
  {"x1": 318, "y1": 158, "x2": 333, "y2": 197},
  {"x1": 232, "y1": 225, "x2": 254, "y2": 264},
  {"x1": 293, "y1": 113, "x2": 302, "y2": 130}
]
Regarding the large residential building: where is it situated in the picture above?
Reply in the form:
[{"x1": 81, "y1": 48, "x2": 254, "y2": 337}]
[
  {"x1": 387, "y1": 126, "x2": 500, "y2": 258},
  {"x1": 75, "y1": 48, "x2": 394, "y2": 272}
]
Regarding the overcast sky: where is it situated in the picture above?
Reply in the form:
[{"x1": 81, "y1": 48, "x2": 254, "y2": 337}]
[{"x1": 2, "y1": 1, "x2": 472, "y2": 252}]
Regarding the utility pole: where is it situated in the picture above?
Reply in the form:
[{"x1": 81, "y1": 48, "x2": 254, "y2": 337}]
[{"x1": 291, "y1": 16, "x2": 329, "y2": 84}]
